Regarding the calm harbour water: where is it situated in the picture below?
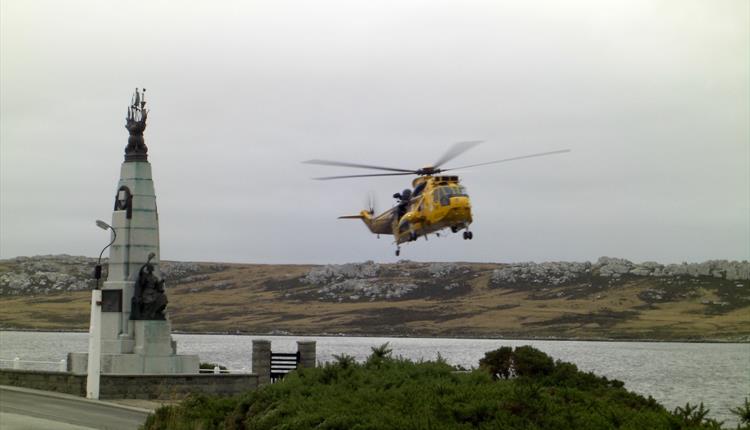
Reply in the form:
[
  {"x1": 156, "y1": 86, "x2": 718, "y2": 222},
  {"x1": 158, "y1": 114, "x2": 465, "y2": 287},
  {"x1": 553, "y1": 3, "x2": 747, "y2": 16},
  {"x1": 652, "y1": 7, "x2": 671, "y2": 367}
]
[{"x1": 1, "y1": 331, "x2": 748, "y2": 425}]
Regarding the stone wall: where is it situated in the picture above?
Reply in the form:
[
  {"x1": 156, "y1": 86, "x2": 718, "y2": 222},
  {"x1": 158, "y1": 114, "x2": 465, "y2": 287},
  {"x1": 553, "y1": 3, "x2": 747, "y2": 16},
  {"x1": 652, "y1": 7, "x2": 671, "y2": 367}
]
[
  {"x1": 0, "y1": 369, "x2": 258, "y2": 400},
  {"x1": 0, "y1": 369, "x2": 86, "y2": 396},
  {"x1": 99, "y1": 373, "x2": 258, "y2": 399}
]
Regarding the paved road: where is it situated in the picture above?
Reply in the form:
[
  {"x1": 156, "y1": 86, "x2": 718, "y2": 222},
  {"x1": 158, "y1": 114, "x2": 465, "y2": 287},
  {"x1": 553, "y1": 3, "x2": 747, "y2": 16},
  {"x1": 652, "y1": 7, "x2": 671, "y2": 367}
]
[{"x1": 0, "y1": 386, "x2": 151, "y2": 430}]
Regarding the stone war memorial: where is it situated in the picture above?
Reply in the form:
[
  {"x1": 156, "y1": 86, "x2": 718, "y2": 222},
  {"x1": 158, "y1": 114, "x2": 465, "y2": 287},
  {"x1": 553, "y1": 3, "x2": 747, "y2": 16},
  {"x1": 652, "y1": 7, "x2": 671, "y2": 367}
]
[
  {"x1": 68, "y1": 89, "x2": 200, "y2": 377},
  {"x1": 1, "y1": 89, "x2": 315, "y2": 400}
]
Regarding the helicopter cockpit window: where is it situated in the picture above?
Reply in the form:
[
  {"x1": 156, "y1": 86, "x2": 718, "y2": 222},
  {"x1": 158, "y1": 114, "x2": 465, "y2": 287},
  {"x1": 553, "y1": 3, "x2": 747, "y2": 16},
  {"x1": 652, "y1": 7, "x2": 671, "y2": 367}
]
[
  {"x1": 413, "y1": 182, "x2": 427, "y2": 197},
  {"x1": 433, "y1": 185, "x2": 468, "y2": 205},
  {"x1": 433, "y1": 188, "x2": 443, "y2": 203}
]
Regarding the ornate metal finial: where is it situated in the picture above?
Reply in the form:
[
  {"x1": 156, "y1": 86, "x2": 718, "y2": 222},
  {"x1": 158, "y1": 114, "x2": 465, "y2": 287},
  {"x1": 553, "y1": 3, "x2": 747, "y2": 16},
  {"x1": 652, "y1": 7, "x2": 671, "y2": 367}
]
[{"x1": 124, "y1": 87, "x2": 150, "y2": 162}]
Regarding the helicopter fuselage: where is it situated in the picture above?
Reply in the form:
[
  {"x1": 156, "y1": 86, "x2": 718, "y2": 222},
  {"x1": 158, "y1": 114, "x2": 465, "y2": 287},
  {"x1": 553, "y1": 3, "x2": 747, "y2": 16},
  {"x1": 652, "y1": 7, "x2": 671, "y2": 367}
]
[{"x1": 343, "y1": 175, "x2": 473, "y2": 244}]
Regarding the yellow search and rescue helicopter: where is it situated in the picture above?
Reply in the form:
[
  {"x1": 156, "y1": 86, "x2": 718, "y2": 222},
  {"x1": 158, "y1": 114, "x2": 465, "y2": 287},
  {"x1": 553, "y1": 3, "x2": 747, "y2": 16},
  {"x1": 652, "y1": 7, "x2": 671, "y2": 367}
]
[{"x1": 304, "y1": 141, "x2": 569, "y2": 256}]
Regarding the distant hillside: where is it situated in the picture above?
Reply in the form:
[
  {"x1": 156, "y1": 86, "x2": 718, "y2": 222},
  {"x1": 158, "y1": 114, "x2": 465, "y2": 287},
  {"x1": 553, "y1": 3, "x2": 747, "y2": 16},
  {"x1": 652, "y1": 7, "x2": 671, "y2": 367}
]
[{"x1": 1, "y1": 255, "x2": 748, "y2": 341}]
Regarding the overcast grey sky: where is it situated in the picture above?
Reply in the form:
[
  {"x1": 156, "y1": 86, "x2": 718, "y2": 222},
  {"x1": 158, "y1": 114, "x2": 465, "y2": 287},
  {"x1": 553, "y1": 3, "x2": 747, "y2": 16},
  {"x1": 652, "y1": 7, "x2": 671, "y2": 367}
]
[{"x1": 1, "y1": 0, "x2": 748, "y2": 264}]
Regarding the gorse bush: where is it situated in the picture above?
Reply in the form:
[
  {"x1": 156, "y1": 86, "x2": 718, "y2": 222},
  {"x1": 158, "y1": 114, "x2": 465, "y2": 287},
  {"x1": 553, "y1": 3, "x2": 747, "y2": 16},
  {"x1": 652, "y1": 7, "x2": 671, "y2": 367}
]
[
  {"x1": 479, "y1": 345, "x2": 557, "y2": 379},
  {"x1": 199, "y1": 362, "x2": 228, "y2": 371},
  {"x1": 365, "y1": 342, "x2": 394, "y2": 368},
  {"x1": 730, "y1": 397, "x2": 750, "y2": 427},
  {"x1": 478, "y1": 346, "x2": 513, "y2": 379},
  {"x1": 479, "y1": 346, "x2": 626, "y2": 391},
  {"x1": 141, "y1": 346, "x2": 739, "y2": 430},
  {"x1": 331, "y1": 353, "x2": 355, "y2": 369},
  {"x1": 144, "y1": 394, "x2": 237, "y2": 430},
  {"x1": 512, "y1": 345, "x2": 555, "y2": 377}
]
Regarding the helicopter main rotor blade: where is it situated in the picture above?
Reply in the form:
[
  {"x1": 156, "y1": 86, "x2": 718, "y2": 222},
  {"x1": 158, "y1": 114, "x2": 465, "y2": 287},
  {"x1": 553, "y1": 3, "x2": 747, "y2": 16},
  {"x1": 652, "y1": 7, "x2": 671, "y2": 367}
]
[
  {"x1": 303, "y1": 159, "x2": 415, "y2": 173},
  {"x1": 312, "y1": 172, "x2": 416, "y2": 180},
  {"x1": 432, "y1": 140, "x2": 483, "y2": 168},
  {"x1": 442, "y1": 149, "x2": 571, "y2": 171}
]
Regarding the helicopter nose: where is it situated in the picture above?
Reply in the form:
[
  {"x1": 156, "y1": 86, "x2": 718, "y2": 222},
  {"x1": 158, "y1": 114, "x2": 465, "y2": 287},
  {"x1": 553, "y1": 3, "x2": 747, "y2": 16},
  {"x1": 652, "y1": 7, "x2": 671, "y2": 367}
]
[
  {"x1": 444, "y1": 196, "x2": 472, "y2": 223},
  {"x1": 452, "y1": 196, "x2": 470, "y2": 208}
]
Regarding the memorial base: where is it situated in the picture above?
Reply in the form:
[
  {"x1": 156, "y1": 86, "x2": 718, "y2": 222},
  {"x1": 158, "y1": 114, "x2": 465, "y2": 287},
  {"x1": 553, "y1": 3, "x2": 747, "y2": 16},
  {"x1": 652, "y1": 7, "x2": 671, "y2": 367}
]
[
  {"x1": 101, "y1": 353, "x2": 199, "y2": 374},
  {"x1": 134, "y1": 320, "x2": 176, "y2": 355},
  {"x1": 68, "y1": 352, "x2": 199, "y2": 375},
  {"x1": 68, "y1": 320, "x2": 199, "y2": 375}
]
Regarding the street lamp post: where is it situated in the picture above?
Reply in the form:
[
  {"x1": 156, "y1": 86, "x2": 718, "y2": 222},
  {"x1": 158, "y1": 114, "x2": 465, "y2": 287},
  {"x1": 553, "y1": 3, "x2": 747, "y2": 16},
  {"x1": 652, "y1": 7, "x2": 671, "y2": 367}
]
[
  {"x1": 94, "y1": 220, "x2": 116, "y2": 289},
  {"x1": 86, "y1": 220, "x2": 116, "y2": 400}
]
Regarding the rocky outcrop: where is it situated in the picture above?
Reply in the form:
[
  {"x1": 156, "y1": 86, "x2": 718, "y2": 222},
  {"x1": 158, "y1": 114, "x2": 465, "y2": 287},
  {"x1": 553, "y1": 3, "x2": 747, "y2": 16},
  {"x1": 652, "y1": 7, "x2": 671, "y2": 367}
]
[
  {"x1": 596, "y1": 257, "x2": 633, "y2": 277},
  {"x1": 299, "y1": 261, "x2": 469, "y2": 301},
  {"x1": 0, "y1": 255, "x2": 96, "y2": 295},
  {"x1": 302, "y1": 261, "x2": 380, "y2": 284},
  {"x1": 490, "y1": 261, "x2": 592, "y2": 286},
  {"x1": 0, "y1": 255, "x2": 226, "y2": 295},
  {"x1": 427, "y1": 263, "x2": 459, "y2": 277},
  {"x1": 161, "y1": 262, "x2": 227, "y2": 284},
  {"x1": 598, "y1": 257, "x2": 750, "y2": 280},
  {"x1": 490, "y1": 257, "x2": 750, "y2": 288},
  {"x1": 316, "y1": 279, "x2": 420, "y2": 301}
]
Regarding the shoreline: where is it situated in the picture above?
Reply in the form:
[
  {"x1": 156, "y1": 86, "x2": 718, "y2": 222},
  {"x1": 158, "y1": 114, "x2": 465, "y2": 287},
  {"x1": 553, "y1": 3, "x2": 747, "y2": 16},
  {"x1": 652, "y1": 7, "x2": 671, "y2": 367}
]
[{"x1": 2, "y1": 327, "x2": 747, "y2": 344}]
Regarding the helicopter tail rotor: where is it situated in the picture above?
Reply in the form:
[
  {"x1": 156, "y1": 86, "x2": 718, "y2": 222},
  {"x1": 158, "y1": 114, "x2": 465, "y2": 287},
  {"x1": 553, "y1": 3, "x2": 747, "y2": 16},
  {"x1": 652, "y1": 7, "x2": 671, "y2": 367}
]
[{"x1": 365, "y1": 191, "x2": 378, "y2": 215}]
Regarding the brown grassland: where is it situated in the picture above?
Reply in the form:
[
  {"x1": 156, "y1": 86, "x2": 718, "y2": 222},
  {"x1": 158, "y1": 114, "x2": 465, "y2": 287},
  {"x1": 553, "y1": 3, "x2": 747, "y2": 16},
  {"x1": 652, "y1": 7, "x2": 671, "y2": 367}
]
[{"x1": 1, "y1": 262, "x2": 748, "y2": 341}]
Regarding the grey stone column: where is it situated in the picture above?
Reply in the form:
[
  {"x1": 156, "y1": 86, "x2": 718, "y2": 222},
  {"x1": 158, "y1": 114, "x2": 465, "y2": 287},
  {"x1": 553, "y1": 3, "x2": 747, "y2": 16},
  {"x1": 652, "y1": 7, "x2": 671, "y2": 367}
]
[
  {"x1": 297, "y1": 341, "x2": 316, "y2": 369},
  {"x1": 252, "y1": 340, "x2": 271, "y2": 385}
]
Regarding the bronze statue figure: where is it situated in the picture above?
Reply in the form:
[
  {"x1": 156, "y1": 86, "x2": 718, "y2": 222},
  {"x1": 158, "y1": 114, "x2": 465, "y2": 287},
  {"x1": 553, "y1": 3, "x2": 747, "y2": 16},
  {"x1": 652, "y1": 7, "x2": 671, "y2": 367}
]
[{"x1": 130, "y1": 253, "x2": 168, "y2": 320}]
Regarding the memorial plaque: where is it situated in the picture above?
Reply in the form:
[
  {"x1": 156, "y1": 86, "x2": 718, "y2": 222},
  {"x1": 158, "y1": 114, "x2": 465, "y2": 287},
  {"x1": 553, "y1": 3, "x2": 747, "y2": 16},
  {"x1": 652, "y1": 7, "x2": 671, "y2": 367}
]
[{"x1": 102, "y1": 289, "x2": 122, "y2": 312}]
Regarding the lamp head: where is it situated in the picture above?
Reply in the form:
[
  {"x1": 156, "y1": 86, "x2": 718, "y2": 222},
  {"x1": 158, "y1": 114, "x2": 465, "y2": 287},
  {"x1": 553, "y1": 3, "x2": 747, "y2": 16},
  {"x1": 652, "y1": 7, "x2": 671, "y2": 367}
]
[{"x1": 96, "y1": 220, "x2": 112, "y2": 231}]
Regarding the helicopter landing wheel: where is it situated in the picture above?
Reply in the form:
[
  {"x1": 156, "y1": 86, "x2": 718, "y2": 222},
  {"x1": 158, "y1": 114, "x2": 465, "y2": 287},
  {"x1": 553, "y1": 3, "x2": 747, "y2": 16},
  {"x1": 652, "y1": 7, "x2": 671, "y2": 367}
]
[
  {"x1": 463, "y1": 231, "x2": 474, "y2": 240},
  {"x1": 395, "y1": 248, "x2": 401, "y2": 257}
]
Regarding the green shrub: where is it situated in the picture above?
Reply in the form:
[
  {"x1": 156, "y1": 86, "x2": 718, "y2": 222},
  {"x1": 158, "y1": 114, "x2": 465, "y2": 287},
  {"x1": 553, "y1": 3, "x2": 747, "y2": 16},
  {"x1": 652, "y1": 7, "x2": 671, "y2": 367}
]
[
  {"x1": 479, "y1": 346, "x2": 571, "y2": 381},
  {"x1": 332, "y1": 353, "x2": 356, "y2": 369},
  {"x1": 513, "y1": 345, "x2": 555, "y2": 377},
  {"x1": 478, "y1": 345, "x2": 513, "y2": 379},
  {"x1": 200, "y1": 362, "x2": 228, "y2": 371},
  {"x1": 141, "y1": 394, "x2": 237, "y2": 430},
  {"x1": 142, "y1": 345, "x2": 734, "y2": 430},
  {"x1": 366, "y1": 342, "x2": 393, "y2": 368},
  {"x1": 730, "y1": 397, "x2": 750, "y2": 427}
]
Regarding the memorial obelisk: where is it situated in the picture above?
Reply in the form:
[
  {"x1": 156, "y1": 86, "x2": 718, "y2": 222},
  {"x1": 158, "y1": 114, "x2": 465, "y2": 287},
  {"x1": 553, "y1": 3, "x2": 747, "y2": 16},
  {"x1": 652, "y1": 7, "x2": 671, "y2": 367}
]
[{"x1": 71, "y1": 89, "x2": 198, "y2": 377}]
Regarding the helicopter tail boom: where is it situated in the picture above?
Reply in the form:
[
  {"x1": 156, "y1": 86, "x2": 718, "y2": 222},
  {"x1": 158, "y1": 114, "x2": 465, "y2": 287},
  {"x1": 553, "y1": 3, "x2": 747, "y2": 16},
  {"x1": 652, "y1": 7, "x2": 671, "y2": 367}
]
[
  {"x1": 338, "y1": 210, "x2": 390, "y2": 235},
  {"x1": 338, "y1": 210, "x2": 373, "y2": 225}
]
